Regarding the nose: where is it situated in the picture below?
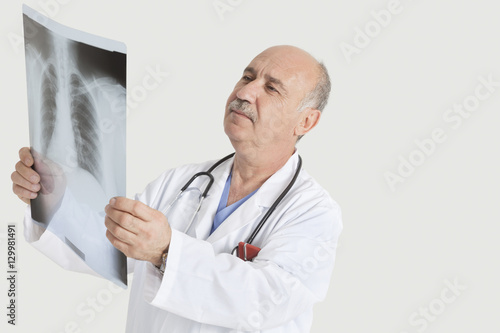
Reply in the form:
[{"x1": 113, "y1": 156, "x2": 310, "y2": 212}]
[{"x1": 235, "y1": 80, "x2": 259, "y2": 104}]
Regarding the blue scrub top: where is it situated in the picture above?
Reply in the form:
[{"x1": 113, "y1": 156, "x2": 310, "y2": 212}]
[{"x1": 210, "y1": 171, "x2": 257, "y2": 235}]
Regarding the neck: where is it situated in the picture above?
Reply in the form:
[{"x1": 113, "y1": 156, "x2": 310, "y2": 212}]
[
  {"x1": 226, "y1": 143, "x2": 295, "y2": 205},
  {"x1": 233, "y1": 150, "x2": 293, "y2": 181}
]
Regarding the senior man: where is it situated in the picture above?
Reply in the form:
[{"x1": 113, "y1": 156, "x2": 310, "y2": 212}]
[{"x1": 12, "y1": 45, "x2": 342, "y2": 332}]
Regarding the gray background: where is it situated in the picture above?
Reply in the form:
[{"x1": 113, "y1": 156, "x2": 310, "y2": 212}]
[{"x1": 1, "y1": 0, "x2": 499, "y2": 332}]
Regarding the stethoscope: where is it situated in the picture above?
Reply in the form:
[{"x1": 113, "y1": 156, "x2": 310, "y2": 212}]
[{"x1": 161, "y1": 152, "x2": 302, "y2": 261}]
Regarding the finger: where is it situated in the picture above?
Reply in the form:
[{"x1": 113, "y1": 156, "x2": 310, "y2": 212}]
[
  {"x1": 19, "y1": 147, "x2": 34, "y2": 167},
  {"x1": 105, "y1": 205, "x2": 140, "y2": 235},
  {"x1": 33, "y1": 156, "x2": 61, "y2": 177},
  {"x1": 11, "y1": 170, "x2": 40, "y2": 193},
  {"x1": 12, "y1": 183, "x2": 38, "y2": 201},
  {"x1": 109, "y1": 197, "x2": 155, "y2": 221},
  {"x1": 15, "y1": 160, "x2": 40, "y2": 185},
  {"x1": 104, "y1": 215, "x2": 137, "y2": 243},
  {"x1": 18, "y1": 195, "x2": 30, "y2": 205},
  {"x1": 106, "y1": 229, "x2": 131, "y2": 256}
]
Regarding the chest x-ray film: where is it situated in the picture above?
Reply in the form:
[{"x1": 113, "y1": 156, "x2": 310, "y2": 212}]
[{"x1": 23, "y1": 5, "x2": 127, "y2": 288}]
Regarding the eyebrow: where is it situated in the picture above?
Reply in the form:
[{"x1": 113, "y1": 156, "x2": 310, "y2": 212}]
[{"x1": 244, "y1": 67, "x2": 287, "y2": 94}]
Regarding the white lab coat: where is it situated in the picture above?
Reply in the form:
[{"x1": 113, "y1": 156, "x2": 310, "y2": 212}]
[{"x1": 24, "y1": 151, "x2": 342, "y2": 332}]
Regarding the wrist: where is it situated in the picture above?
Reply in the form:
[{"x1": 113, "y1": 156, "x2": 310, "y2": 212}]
[{"x1": 153, "y1": 249, "x2": 169, "y2": 274}]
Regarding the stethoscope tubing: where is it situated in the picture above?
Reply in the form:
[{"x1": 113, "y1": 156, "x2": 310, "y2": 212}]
[{"x1": 163, "y1": 152, "x2": 301, "y2": 256}]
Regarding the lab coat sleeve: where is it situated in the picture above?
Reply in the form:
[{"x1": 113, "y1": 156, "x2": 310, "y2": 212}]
[{"x1": 142, "y1": 200, "x2": 342, "y2": 330}]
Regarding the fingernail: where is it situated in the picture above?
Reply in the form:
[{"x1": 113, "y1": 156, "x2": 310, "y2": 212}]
[
  {"x1": 30, "y1": 175, "x2": 38, "y2": 183},
  {"x1": 31, "y1": 184, "x2": 39, "y2": 191},
  {"x1": 30, "y1": 192, "x2": 37, "y2": 198},
  {"x1": 109, "y1": 197, "x2": 116, "y2": 205}
]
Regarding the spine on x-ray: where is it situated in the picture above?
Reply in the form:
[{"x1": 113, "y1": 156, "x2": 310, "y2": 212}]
[
  {"x1": 69, "y1": 73, "x2": 102, "y2": 182},
  {"x1": 41, "y1": 63, "x2": 58, "y2": 155}
]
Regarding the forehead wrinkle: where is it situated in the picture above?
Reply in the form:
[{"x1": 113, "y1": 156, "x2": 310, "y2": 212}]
[{"x1": 243, "y1": 66, "x2": 289, "y2": 95}]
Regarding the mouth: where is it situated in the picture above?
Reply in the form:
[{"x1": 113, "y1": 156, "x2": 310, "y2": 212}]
[
  {"x1": 227, "y1": 98, "x2": 256, "y2": 123},
  {"x1": 231, "y1": 109, "x2": 253, "y2": 121}
]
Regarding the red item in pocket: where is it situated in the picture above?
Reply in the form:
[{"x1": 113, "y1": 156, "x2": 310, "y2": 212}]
[{"x1": 237, "y1": 242, "x2": 261, "y2": 261}]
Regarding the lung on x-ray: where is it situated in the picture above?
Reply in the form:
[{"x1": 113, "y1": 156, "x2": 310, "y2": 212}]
[{"x1": 23, "y1": 5, "x2": 127, "y2": 288}]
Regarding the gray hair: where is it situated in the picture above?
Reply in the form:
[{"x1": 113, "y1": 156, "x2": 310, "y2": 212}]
[
  {"x1": 296, "y1": 62, "x2": 331, "y2": 141},
  {"x1": 297, "y1": 62, "x2": 331, "y2": 113}
]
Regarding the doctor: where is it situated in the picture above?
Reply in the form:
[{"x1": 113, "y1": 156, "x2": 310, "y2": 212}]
[{"x1": 12, "y1": 45, "x2": 342, "y2": 332}]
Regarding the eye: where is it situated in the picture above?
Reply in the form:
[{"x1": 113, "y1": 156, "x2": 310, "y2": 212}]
[
  {"x1": 266, "y1": 85, "x2": 278, "y2": 93},
  {"x1": 241, "y1": 75, "x2": 253, "y2": 82}
]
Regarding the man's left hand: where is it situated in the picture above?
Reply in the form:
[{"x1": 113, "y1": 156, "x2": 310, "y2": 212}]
[{"x1": 105, "y1": 197, "x2": 171, "y2": 267}]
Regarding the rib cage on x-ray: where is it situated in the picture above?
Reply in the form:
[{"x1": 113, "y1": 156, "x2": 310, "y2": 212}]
[
  {"x1": 25, "y1": 33, "x2": 126, "y2": 205},
  {"x1": 23, "y1": 6, "x2": 128, "y2": 287},
  {"x1": 39, "y1": 64, "x2": 102, "y2": 183},
  {"x1": 69, "y1": 73, "x2": 101, "y2": 182}
]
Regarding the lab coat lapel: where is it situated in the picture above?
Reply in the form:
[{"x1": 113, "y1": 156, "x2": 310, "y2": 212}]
[
  {"x1": 207, "y1": 152, "x2": 300, "y2": 244},
  {"x1": 192, "y1": 156, "x2": 234, "y2": 240},
  {"x1": 206, "y1": 194, "x2": 263, "y2": 244}
]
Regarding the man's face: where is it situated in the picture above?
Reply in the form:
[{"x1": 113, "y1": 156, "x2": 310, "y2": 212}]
[{"x1": 224, "y1": 47, "x2": 318, "y2": 150}]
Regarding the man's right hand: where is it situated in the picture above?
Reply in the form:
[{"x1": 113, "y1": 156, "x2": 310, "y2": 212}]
[{"x1": 11, "y1": 147, "x2": 41, "y2": 204}]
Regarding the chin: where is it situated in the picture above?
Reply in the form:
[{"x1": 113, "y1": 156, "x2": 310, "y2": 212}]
[{"x1": 224, "y1": 123, "x2": 247, "y2": 143}]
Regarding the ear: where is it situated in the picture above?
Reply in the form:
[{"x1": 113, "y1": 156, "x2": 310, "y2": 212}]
[{"x1": 294, "y1": 108, "x2": 321, "y2": 137}]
